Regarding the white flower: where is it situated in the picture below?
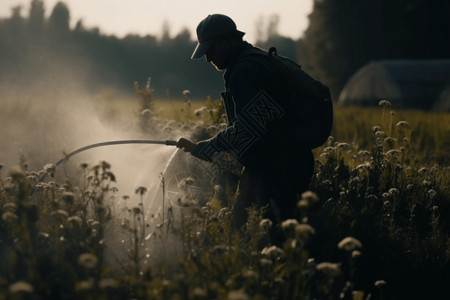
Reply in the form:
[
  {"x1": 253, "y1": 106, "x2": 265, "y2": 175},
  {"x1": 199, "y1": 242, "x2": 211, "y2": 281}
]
[
  {"x1": 192, "y1": 287, "x2": 207, "y2": 297},
  {"x1": 43, "y1": 163, "x2": 56, "y2": 173},
  {"x1": 375, "y1": 131, "x2": 387, "y2": 138},
  {"x1": 78, "y1": 253, "x2": 98, "y2": 269},
  {"x1": 338, "y1": 236, "x2": 362, "y2": 252},
  {"x1": 8, "y1": 165, "x2": 25, "y2": 179},
  {"x1": 141, "y1": 109, "x2": 153, "y2": 116},
  {"x1": 396, "y1": 121, "x2": 410, "y2": 128},
  {"x1": 316, "y1": 262, "x2": 341, "y2": 277},
  {"x1": 259, "y1": 218, "x2": 273, "y2": 230},
  {"x1": 99, "y1": 278, "x2": 119, "y2": 289},
  {"x1": 9, "y1": 281, "x2": 34, "y2": 294},
  {"x1": 388, "y1": 188, "x2": 400, "y2": 197},
  {"x1": 337, "y1": 142, "x2": 351, "y2": 151},
  {"x1": 374, "y1": 280, "x2": 387, "y2": 287},
  {"x1": 300, "y1": 191, "x2": 319, "y2": 205},
  {"x1": 227, "y1": 289, "x2": 249, "y2": 300},
  {"x1": 261, "y1": 245, "x2": 283, "y2": 260},
  {"x1": 378, "y1": 100, "x2": 392, "y2": 107},
  {"x1": 259, "y1": 258, "x2": 272, "y2": 267},
  {"x1": 77, "y1": 279, "x2": 95, "y2": 290},
  {"x1": 67, "y1": 216, "x2": 83, "y2": 227},
  {"x1": 2, "y1": 212, "x2": 18, "y2": 225},
  {"x1": 281, "y1": 219, "x2": 299, "y2": 231},
  {"x1": 295, "y1": 223, "x2": 316, "y2": 241}
]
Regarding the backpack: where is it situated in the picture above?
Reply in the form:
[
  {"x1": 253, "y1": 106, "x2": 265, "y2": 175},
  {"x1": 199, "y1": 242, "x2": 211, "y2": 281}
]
[{"x1": 240, "y1": 47, "x2": 333, "y2": 149}]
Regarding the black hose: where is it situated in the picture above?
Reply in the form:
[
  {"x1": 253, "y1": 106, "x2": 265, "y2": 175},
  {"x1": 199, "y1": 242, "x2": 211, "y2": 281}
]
[{"x1": 55, "y1": 139, "x2": 178, "y2": 166}]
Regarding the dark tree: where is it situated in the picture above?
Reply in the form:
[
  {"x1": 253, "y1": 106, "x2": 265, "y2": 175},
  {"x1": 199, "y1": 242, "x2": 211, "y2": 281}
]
[
  {"x1": 300, "y1": 0, "x2": 450, "y2": 100},
  {"x1": 49, "y1": 2, "x2": 70, "y2": 35}
]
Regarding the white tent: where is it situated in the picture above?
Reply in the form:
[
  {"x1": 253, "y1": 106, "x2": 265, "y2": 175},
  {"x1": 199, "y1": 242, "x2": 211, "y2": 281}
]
[
  {"x1": 432, "y1": 84, "x2": 450, "y2": 111},
  {"x1": 338, "y1": 60, "x2": 450, "y2": 110}
]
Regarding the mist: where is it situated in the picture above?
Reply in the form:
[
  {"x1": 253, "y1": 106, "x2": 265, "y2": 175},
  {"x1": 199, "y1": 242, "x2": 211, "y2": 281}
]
[{"x1": 0, "y1": 1, "x2": 225, "y2": 272}]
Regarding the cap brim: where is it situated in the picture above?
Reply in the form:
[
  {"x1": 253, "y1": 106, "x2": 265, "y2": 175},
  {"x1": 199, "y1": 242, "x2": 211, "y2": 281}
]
[{"x1": 191, "y1": 40, "x2": 212, "y2": 59}]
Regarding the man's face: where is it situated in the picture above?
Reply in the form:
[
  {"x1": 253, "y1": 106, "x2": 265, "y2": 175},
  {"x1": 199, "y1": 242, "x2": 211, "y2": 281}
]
[{"x1": 205, "y1": 38, "x2": 231, "y2": 71}]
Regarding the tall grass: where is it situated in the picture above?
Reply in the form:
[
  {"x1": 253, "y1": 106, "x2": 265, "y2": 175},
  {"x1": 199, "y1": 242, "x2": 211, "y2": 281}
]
[{"x1": 0, "y1": 95, "x2": 449, "y2": 299}]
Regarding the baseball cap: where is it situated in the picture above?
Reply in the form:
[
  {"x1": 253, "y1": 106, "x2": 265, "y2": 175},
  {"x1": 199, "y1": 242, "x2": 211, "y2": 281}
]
[{"x1": 191, "y1": 14, "x2": 244, "y2": 59}]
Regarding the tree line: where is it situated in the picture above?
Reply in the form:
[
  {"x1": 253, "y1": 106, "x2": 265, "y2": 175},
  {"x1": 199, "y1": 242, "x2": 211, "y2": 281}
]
[
  {"x1": 0, "y1": 0, "x2": 297, "y2": 100},
  {"x1": 1, "y1": 0, "x2": 448, "y2": 101}
]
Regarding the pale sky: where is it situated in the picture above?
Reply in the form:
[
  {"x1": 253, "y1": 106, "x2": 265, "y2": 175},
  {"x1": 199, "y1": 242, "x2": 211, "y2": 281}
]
[{"x1": 0, "y1": 0, "x2": 313, "y2": 43}]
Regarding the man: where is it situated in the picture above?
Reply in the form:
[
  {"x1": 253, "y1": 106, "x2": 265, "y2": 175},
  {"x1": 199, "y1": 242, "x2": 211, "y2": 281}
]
[{"x1": 180, "y1": 14, "x2": 314, "y2": 242}]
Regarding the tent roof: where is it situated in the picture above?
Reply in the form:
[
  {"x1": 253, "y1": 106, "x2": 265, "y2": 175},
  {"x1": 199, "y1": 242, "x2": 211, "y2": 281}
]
[
  {"x1": 338, "y1": 60, "x2": 450, "y2": 109},
  {"x1": 432, "y1": 84, "x2": 450, "y2": 111}
]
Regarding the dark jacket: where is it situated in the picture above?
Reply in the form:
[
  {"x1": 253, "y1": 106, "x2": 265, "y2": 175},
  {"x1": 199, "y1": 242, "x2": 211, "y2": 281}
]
[{"x1": 210, "y1": 41, "x2": 309, "y2": 167}]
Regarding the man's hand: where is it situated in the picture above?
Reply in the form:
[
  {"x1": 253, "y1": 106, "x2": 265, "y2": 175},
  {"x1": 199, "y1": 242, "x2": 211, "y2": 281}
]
[
  {"x1": 176, "y1": 138, "x2": 196, "y2": 152},
  {"x1": 191, "y1": 140, "x2": 217, "y2": 162},
  {"x1": 177, "y1": 137, "x2": 220, "y2": 162}
]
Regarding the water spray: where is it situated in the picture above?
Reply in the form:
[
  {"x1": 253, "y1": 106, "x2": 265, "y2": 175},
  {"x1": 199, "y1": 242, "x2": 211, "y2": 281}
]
[{"x1": 55, "y1": 137, "x2": 195, "y2": 166}]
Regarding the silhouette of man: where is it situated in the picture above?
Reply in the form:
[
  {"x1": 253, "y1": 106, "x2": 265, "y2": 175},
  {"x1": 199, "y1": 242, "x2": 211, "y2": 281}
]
[{"x1": 183, "y1": 14, "x2": 314, "y2": 243}]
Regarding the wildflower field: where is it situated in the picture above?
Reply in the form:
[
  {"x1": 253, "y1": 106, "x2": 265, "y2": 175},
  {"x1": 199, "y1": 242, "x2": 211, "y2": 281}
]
[{"x1": 0, "y1": 89, "x2": 449, "y2": 300}]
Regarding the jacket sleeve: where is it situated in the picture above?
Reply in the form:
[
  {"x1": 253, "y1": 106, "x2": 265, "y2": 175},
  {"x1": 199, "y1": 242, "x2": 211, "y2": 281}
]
[{"x1": 209, "y1": 60, "x2": 283, "y2": 163}]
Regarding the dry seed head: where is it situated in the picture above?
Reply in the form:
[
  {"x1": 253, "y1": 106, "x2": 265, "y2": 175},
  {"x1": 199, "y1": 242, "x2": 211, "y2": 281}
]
[
  {"x1": 3, "y1": 202, "x2": 17, "y2": 212},
  {"x1": 67, "y1": 216, "x2": 83, "y2": 227},
  {"x1": 2, "y1": 212, "x2": 18, "y2": 225},
  {"x1": 320, "y1": 153, "x2": 330, "y2": 159},
  {"x1": 301, "y1": 191, "x2": 319, "y2": 204},
  {"x1": 281, "y1": 219, "x2": 299, "y2": 232},
  {"x1": 418, "y1": 167, "x2": 428, "y2": 175},
  {"x1": 338, "y1": 236, "x2": 362, "y2": 252},
  {"x1": 352, "y1": 250, "x2": 362, "y2": 258},
  {"x1": 9, "y1": 281, "x2": 34, "y2": 294},
  {"x1": 297, "y1": 199, "x2": 309, "y2": 209},
  {"x1": 427, "y1": 189, "x2": 438, "y2": 199},
  {"x1": 132, "y1": 207, "x2": 142, "y2": 215},
  {"x1": 261, "y1": 245, "x2": 283, "y2": 260},
  {"x1": 135, "y1": 186, "x2": 147, "y2": 195},
  {"x1": 396, "y1": 120, "x2": 410, "y2": 128},
  {"x1": 227, "y1": 289, "x2": 250, "y2": 300},
  {"x1": 375, "y1": 131, "x2": 387, "y2": 138},
  {"x1": 382, "y1": 192, "x2": 391, "y2": 200},
  {"x1": 374, "y1": 280, "x2": 387, "y2": 287},
  {"x1": 77, "y1": 279, "x2": 95, "y2": 290},
  {"x1": 316, "y1": 262, "x2": 341, "y2": 277},
  {"x1": 52, "y1": 209, "x2": 69, "y2": 219},
  {"x1": 192, "y1": 287, "x2": 207, "y2": 297},
  {"x1": 99, "y1": 278, "x2": 119, "y2": 289},
  {"x1": 295, "y1": 223, "x2": 316, "y2": 241},
  {"x1": 62, "y1": 191, "x2": 75, "y2": 204},
  {"x1": 242, "y1": 269, "x2": 258, "y2": 280},
  {"x1": 78, "y1": 253, "x2": 98, "y2": 269},
  {"x1": 8, "y1": 165, "x2": 25, "y2": 180},
  {"x1": 141, "y1": 108, "x2": 153, "y2": 116},
  {"x1": 372, "y1": 125, "x2": 381, "y2": 133},
  {"x1": 43, "y1": 163, "x2": 56, "y2": 173},
  {"x1": 357, "y1": 150, "x2": 371, "y2": 159},
  {"x1": 378, "y1": 100, "x2": 392, "y2": 107},
  {"x1": 366, "y1": 194, "x2": 378, "y2": 202},
  {"x1": 356, "y1": 162, "x2": 371, "y2": 171},
  {"x1": 259, "y1": 218, "x2": 273, "y2": 230},
  {"x1": 337, "y1": 142, "x2": 351, "y2": 151},
  {"x1": 388, "y1": 188, "x2": 400, "y2": 197}
]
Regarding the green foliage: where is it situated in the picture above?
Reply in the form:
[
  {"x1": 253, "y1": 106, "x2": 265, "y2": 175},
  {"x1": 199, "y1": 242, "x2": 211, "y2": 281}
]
[
  {"x1": 1, "y1": 100, "x2": 448, "y2": 299},
  {"x1": 327, "y1": 105, "x2": 450, "y2": 165}
]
